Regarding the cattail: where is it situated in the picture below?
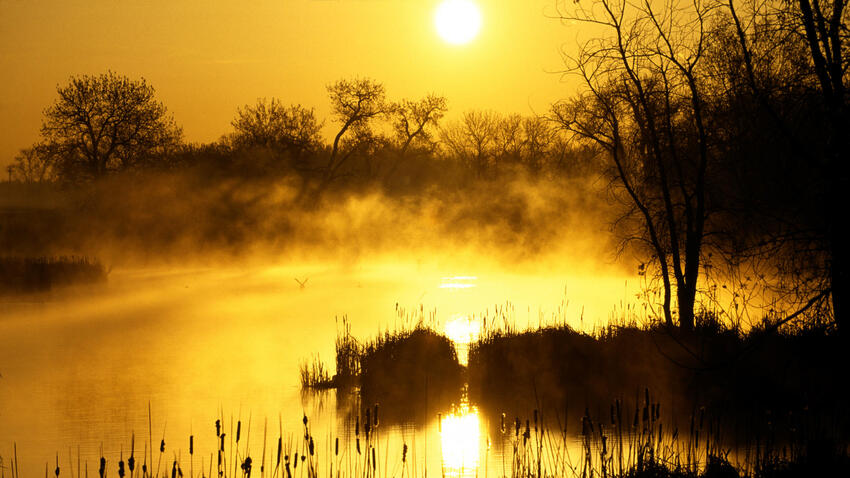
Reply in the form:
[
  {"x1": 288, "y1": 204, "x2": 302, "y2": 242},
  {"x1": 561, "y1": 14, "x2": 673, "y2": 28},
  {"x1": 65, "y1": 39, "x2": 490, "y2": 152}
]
[
  {"x1": 216, "y1": 420, "x2": 221, "y2": 437},
  {"x1": 241, "y1": 457, "x2": 252, "y2": 478},
  {"x1": 236, "y1": 421, "x2": 242, "y2": 443},
  {"x1": 160, "y1": 440, "x2": 166, "y2": 453},
  {"x1": 373, "y1": 404, "x2": 379, "y2": 427},
  {"x1": 171, "y1": 460, "x2": 177, "y2": 478},
  {"x1": 302, "y1": 414, "x2": 308, "y2": 427},
  {"x1": 293, "y1": 453, "x2": 298, "y2": 469},
  {"x1": 190, "y1": 436, "x2": 194, "y2": 455},
  {"x1": 355, "y1": 416, "x2": 360, "y2": 437},
  {"x1": 402, "y1": 444, "x2": 408, "y2": 463},
  {"x1": 309, "y1": 437, "x2": 314, "y2": 456},
  {"x1": 335, "y1": 438, "x2": 339, "y2": 456},
  {"x1": 356, "y1": 438, "x2": 361, "y2": 455},
  {"x1": 128, "y1": 455, "x2": 135, "y2": 474},
  {"x1": 370, "y1": 447, "x2": 376, "y2": 472},
  {"x1": 220, "y1": 434, "x2": 226, "y2": 452},
  {"x1": 99, "y1": 457, "x2": 106, "y2": 478},
  {"x1": 277, "y1": 438, "x2": 282, "y2": 467},
  {"x1": 364, "y1": 409, "x2": 371, "y2": 439},
  {"x1": 119, "y1": 460, "x2": 125, "y2": 478}
]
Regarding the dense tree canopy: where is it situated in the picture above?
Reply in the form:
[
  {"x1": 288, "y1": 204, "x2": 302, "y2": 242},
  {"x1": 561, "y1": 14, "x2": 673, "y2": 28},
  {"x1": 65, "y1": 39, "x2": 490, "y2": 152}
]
[{"x1": 40, "y1": 72, "x2": 182, "y2": 180}]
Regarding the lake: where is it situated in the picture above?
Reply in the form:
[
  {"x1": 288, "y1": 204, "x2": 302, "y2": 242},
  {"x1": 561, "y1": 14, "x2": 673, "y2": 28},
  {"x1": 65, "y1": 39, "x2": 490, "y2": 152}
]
[{"x1": 0, "y1": 257, "x2": 636, "y2": 476}]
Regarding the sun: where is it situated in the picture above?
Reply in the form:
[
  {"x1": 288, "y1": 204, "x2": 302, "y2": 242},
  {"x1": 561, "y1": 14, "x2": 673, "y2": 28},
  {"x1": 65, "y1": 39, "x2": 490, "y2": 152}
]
[{"x1": 434, "y1": 0, "x2": 482, "y2": 45}]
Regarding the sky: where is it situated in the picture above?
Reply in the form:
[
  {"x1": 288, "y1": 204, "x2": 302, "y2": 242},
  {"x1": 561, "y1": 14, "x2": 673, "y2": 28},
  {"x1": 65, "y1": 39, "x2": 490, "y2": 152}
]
[{"x1": 0, "y1": 0, "x2": 584, "y2": 169}]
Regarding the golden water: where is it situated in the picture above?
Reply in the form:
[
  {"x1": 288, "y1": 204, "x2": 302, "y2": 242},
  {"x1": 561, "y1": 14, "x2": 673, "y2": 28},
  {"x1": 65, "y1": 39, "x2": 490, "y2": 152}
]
[{"x1": 0, "y1": 259, "x2": 635, "y2": 475}]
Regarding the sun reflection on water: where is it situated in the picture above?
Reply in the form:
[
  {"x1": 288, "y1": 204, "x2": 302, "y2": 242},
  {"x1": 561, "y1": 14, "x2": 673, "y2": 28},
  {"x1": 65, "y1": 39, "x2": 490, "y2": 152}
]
[
  {"x1": 444, "y1": 315, "x2": 481, "y2": 365},
  {"x1": 440, "y1": 399, "x2": 481, "y2": 478},
  {"x1": 439, "y1": 276, "x2": 478, "y2": 289}
]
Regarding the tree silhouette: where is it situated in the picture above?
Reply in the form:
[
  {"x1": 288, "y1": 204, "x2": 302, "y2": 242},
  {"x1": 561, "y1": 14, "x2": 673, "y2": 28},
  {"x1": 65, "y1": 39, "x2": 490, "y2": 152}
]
[
  {"x1": 716, "y1": 0, "x2": 848, "y2": 332},
  {"x1": 230, "y1": 99, "x2": 323, "y2": 161},
  {"x1": 385, "y1": 94, "x2": 448, "y2": 179},
  {"x1": 40, "y1": 72, "x2": 182, "y2": 180},
  {"x1": 553, "y1": 0, "x2": 716, "y2": 330},
  {"x1": 440, "y1": 110, "x2": 498, "y2": 178},
  {"x1": 322, "y1": 78, "x2": 387, "y2": 187}
]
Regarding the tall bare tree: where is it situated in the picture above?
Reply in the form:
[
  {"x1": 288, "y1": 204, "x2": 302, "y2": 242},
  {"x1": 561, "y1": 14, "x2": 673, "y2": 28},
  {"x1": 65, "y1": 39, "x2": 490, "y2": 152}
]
[{"x1": 553, "y1": 0, "x2": 717, "y2": 330}]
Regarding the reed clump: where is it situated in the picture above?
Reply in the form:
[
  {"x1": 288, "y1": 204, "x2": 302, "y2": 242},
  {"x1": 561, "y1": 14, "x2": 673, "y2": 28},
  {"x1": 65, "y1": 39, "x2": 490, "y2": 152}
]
[
  {"x1": 468, "y1": 313, "x2": 850, "y2": 428},
  {"x1": 0, "y1": 255, "x2": 107, "y2": 294}
]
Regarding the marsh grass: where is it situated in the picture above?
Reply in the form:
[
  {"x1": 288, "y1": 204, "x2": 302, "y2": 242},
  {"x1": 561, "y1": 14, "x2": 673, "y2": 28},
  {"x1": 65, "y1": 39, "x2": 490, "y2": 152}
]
[
  {"x1": 3, "y1": 397, "x2": 847, "y2": 478},
  {"x1": 468, "y1": 311, "x2": 850, "y2": 430},
  {"x1": 301, "y1": 315, "x2": 464, "y2": 418},
  {"x1": 0, "y1": 255, "x2": 106, "y2": 294}
]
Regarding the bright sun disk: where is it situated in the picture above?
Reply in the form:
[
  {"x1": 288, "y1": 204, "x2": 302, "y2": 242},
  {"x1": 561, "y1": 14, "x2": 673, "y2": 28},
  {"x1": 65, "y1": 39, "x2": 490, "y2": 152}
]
[{"x1": 435, "y1": 0, "x2": 482, "y2": 45}]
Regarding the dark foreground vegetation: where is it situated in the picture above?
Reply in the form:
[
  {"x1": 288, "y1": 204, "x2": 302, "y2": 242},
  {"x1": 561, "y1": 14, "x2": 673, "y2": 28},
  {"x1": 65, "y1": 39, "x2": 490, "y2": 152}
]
[
  {"x1": 0, "y1": 256, "x2": 106, "y2": 294},
  {"x1": 4, "y1": 398, "x2": 848, "y2": 478},
  {"x1": 295, "y1": 307, "x2": 849, "y2": 477}
]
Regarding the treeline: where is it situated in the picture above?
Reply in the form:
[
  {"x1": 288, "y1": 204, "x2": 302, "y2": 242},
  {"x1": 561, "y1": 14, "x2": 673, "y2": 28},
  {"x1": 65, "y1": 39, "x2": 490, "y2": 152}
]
[{"x1": 9, "y1": 74, "x2": 599, "y2": 198}]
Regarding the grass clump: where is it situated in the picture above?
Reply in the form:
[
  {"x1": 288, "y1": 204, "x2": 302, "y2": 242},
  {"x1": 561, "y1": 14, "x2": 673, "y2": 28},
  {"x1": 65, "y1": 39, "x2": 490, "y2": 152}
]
[
  {"x1": 358, "y1": 326, "x2": 464, "y2": 416},
  {"x1": 0, "y1": 255, "x2": 106, "y2": 294}
]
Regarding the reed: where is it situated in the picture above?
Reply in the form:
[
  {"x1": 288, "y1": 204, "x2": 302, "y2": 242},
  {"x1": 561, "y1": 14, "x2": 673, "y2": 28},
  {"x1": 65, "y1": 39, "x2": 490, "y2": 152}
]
[{"x1": 0, "y1": 255, "x2": 107, "y2": 294}]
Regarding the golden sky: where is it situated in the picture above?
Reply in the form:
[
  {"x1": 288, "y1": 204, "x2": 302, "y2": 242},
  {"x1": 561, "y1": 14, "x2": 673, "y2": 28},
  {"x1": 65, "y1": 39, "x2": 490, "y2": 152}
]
[{"x1": 0, "y1": 0, "x2": 581, "y2": 168}]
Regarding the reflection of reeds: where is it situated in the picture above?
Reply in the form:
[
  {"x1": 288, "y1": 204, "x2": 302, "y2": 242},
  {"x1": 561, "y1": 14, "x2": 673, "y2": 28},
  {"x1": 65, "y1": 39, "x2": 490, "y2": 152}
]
[{"x1": 5, "y1": 402, "x2": 845, "y2": 478}]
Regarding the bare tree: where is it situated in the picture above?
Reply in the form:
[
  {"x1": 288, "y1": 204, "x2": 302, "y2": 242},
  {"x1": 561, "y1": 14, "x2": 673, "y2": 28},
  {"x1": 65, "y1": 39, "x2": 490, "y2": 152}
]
[
  {"x1": 40, "y1": 71, "x2": 182, "y2": 180},
  {"x1": 440, "y1": 110, "x2": 498, "y2": 178},
  {"x1": 11, "y1": 144, "x2": 57, "y2": 183},
  {"x1": 718, "y1": 0, "x2": 848, "y2": 332},
  {"x1": 322, "y1": 78, "x2": 387, "y2": 187},
  {"x1": 552, "y1": 0, "x2": 717, "y2": 330},
  {"x1": 381, "y1": 94, "x2": 448, "y2": 178}
]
